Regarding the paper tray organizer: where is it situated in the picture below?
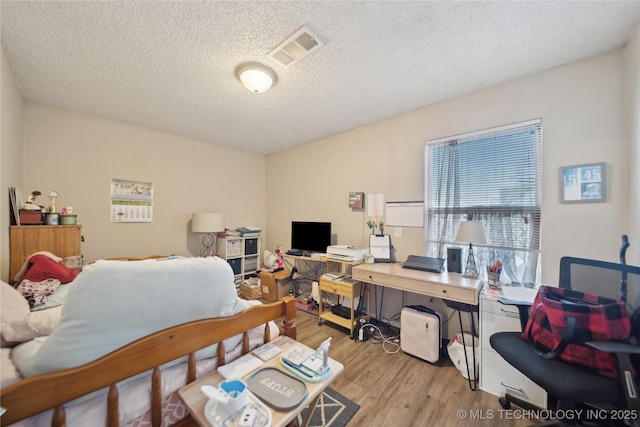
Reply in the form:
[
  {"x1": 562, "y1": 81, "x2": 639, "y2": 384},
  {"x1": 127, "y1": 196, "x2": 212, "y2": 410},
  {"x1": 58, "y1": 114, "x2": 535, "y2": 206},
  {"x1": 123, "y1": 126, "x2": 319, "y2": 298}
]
[{"x1": 278, "y1": 346, "x2": 332, "y2": 383}]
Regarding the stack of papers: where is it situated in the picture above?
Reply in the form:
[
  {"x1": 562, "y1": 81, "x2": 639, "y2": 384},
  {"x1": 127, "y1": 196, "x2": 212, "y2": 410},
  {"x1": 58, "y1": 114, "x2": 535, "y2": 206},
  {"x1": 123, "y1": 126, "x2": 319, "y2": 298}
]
[
  {"x1": 237, "y1": 226, "x2": 261, "y2": 237},
  {"x1": 217, "y1": 353, "x2": 263, "y2": 379},
  {"x1": 499, "y1": 286, "x2": 539, "y2": 302},
  {"x1": 252, "y1": 342, "x2": 282, "y2": 361}
]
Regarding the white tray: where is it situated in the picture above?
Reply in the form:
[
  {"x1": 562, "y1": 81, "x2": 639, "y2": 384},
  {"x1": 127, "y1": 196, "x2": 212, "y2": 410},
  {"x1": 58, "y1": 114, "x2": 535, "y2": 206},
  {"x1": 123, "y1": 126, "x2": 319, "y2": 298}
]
[{"x1": 204, "y1": 390, "x2": 272, "y2": 427}]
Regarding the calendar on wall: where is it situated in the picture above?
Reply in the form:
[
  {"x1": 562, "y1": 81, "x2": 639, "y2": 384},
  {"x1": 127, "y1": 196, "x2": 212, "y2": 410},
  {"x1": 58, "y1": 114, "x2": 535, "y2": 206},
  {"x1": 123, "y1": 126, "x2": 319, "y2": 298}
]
[
  {"x1": 110, "y1": 178, "x2": 154, "y2": 223},
  {"x1": 385, "y1": 201, "x2": 424, "y2": 227}
]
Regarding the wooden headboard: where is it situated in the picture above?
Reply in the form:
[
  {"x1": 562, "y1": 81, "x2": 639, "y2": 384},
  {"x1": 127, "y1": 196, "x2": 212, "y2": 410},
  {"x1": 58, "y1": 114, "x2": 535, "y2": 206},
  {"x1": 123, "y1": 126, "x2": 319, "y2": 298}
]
[{"x1": 0, "y1": 296, "x2": 297, "y2": 427}]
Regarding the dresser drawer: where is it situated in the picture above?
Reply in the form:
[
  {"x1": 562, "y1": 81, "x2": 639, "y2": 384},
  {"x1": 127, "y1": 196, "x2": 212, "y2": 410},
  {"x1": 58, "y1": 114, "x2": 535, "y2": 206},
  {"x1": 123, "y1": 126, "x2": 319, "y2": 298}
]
[
  {"x1": 353, "y1": 264, "x2": 478, "y2": 305},
  {"x1": 482, "y1": 297, "x2": 521, "y2": 318},
  {"x1": 481, "y1": 349, "x2": 547, "y2": 408},
  {"x1": 480, "y1": 304, "x2": 522, "y2": 350},
  {"x1": 319, "y1": 278, "x2": 360, "y2": 297}
]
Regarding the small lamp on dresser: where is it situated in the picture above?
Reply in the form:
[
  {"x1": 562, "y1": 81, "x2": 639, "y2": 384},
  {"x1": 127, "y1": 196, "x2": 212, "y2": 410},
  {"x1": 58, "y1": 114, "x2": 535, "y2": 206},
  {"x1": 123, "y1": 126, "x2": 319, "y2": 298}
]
[
  {"x1": 455, "y1": 221, "x2": 486, "y2": 279},
  {"x1": 191, "y1": 213, "x2": 225, "y2": 257}
]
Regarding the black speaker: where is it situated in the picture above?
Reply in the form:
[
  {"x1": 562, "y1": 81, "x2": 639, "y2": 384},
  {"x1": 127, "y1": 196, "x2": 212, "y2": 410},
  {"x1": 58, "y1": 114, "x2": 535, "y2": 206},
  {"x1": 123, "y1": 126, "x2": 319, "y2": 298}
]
[{"x1": 447, "y1": 248, "x2": 462, "y2": 273}]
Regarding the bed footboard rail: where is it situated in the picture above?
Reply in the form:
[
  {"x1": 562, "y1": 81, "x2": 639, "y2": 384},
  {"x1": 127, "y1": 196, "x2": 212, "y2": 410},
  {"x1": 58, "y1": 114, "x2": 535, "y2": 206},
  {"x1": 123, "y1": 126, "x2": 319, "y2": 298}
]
[{"x1": 1, "y1": 296, "x2": 297, "y2": 427}]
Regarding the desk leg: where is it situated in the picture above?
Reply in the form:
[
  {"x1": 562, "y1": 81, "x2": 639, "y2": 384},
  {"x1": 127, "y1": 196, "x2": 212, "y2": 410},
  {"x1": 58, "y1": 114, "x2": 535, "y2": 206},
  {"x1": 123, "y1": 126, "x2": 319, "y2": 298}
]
[{"x1": 457, "y1": 308, "x2": 478, "y2": 391}]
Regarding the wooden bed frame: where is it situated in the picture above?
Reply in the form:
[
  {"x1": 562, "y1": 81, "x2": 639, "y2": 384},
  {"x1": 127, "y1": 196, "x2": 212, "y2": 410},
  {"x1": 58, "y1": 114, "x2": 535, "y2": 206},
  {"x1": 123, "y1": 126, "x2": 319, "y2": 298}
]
[{"x1": 1, "y1": 296, "x2": 297, "y2": 427}]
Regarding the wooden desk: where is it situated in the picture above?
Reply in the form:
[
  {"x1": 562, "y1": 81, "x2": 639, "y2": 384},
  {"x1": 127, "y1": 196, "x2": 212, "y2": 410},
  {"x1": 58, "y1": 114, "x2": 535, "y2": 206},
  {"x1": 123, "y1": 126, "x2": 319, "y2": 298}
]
[
  {"x1": 353, "y1": 262, "x2": 482, "y2": 390},
  {"x1": 178, "y1": 335, "x2": 344, "y2": 427},
  {"x1": 352, "y1": 262, "x2": 482, "y2": 305}
]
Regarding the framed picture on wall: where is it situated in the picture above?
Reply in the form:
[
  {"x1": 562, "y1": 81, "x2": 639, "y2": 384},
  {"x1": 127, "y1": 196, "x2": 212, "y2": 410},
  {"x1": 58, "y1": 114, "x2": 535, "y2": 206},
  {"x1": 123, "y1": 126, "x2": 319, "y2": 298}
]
[{"x1": 560, "y1": 162, "x2": 606, "y2": 203}]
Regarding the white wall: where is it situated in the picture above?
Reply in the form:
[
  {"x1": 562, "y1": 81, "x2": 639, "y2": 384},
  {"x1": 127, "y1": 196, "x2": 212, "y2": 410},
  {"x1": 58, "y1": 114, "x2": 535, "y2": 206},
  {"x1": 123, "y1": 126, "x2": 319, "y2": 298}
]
[
  {"x1": 1, "y1": 46, "x2": 25, "y2": 281},
  {"x1": 21, "y1": 104, "x2": 267, "y2": 263},
  {"x1": 3, "y1": 36, "x2": 636, "y2": 292},
  {"x1": 626, "y1": 25, "x2": 640, "y2": 265},
  {"x1": 266, "y1": 49, "x2": 631, "y2": 331}
]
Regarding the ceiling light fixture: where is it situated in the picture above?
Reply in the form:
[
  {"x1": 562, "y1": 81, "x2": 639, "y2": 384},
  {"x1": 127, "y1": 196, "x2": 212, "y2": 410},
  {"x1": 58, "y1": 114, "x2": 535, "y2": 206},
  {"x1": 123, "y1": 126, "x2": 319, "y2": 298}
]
[{"x1": 235, "y1": 62, "x2": 277, "y2": 93}]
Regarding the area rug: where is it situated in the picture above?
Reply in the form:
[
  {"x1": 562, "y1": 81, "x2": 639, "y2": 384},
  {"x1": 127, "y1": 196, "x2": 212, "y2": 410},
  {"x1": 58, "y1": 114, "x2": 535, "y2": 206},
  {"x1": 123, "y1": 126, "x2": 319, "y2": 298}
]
[{"x1": 300, "y1": 387, "x2": 360, "y2": 427}]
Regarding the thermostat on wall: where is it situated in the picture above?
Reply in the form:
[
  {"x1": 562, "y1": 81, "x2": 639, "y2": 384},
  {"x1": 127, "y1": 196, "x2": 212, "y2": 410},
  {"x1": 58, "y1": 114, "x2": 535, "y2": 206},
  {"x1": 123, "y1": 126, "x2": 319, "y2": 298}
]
[{"x1": 349, "y1": 192, "x2": 364, "y2": 208}]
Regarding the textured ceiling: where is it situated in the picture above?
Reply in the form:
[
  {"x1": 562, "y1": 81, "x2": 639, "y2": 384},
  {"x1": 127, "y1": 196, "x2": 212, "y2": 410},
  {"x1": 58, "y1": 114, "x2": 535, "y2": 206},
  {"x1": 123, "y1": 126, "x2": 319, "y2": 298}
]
[{"x1": 1, "y1": 1, "x2": 639, "y2": 155}]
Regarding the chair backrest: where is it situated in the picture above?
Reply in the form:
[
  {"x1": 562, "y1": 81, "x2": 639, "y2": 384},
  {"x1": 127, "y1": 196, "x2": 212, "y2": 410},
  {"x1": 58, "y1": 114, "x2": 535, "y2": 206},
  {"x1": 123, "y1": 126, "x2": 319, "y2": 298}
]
[{"x1": 558, "y1": 257, "x2": 640, "y2": 314}]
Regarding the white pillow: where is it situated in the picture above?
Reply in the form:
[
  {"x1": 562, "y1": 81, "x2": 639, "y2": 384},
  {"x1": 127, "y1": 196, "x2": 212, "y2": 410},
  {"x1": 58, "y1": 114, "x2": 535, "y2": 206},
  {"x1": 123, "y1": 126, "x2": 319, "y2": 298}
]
[
  {"x1": 30, "y1": 305, "x2": 63, "y2": 336},
  {"x1": 0, "y1": 281, "x2": 37, "y2": 346},
  {"x1": 22, "y1": 256, "x2": 249, "y2": 376},
  {"x1": 1, "y1": 348, "x2": 22, "y2": 387}
]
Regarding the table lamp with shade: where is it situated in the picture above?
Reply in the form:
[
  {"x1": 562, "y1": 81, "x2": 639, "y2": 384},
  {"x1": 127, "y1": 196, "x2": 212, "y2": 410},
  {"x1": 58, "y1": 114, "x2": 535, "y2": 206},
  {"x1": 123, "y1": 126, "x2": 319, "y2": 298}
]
[
  {"x1": 455, "y1": 221, "x2": 486, "y2": 279},
  {"x1": 191, "y1": 213, "x2": 225, "y2": 257}
]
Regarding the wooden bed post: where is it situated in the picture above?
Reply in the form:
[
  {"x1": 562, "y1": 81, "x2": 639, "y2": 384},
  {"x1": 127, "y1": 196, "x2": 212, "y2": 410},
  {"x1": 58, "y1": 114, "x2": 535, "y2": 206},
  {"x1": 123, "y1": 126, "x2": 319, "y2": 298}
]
[
  {"x1": 0, "y1": 297, "x2": 299, "y2": 427},
  {"x1": 281, "y1": 296, "x2": 297, "y2": 339}
]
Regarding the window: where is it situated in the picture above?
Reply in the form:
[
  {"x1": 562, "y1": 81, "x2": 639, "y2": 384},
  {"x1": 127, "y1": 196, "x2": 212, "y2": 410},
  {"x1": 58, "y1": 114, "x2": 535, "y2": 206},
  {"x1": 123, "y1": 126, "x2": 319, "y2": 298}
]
[{"x1": 424, "y1": 119, "x2": 542, "y2": 284}]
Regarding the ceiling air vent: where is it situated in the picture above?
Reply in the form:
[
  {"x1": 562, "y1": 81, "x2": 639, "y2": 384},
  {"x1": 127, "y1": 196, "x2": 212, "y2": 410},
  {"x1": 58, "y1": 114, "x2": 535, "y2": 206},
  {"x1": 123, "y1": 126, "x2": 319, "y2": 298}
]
[{"x1": 268, "y1": 26, "x2": 324, "y2": 67}]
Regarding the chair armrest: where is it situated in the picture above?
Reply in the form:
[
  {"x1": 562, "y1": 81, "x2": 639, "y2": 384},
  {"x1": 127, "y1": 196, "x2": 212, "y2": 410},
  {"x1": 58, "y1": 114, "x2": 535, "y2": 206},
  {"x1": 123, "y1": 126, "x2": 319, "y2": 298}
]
[
  {"x1": 586, "y1": 341, "x2": 640, "y2": 425},
  {"x1": 586, "y1": 341, "x2": 640, "y2": 355},
  {"x1": 498, "y1": 298, "x2": 533, "y2": 307},
  {"x1": 498, "y1": 298, "x2": 532, "y2": 331}
]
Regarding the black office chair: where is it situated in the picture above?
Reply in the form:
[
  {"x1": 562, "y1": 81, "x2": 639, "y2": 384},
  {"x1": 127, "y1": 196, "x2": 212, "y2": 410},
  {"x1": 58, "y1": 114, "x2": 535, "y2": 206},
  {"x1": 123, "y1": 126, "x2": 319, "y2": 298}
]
[{"x1": 490, "y1": 240, "x2": 640, "y2": 426}]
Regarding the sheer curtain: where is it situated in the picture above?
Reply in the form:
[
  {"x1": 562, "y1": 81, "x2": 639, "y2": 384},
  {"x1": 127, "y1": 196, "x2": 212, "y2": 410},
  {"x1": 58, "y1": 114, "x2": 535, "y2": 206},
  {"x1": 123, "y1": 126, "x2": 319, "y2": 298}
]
[{"x1": 425, "y1": 120, "x2": 542, "y2": 284}]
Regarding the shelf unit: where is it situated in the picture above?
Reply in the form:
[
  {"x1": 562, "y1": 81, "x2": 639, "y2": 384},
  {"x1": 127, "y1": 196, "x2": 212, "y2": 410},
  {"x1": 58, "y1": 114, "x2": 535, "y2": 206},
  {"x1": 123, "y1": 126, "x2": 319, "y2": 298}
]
[
  {"x1": 317, "y1": 258, "x2": 365, "y2": 336},
  {"x1": 9, "y1": 225, "x2": 83, "y2": 282},
  {"x1": 218, "y1": 234, "x2": 260, "y2": 285}
]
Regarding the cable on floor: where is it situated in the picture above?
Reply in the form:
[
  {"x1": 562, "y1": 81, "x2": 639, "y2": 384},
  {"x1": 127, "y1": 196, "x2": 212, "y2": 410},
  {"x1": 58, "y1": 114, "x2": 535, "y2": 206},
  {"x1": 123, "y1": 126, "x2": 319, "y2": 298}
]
[{"x1": 361, "y1": 323, "x2": 400, "y2": 354}]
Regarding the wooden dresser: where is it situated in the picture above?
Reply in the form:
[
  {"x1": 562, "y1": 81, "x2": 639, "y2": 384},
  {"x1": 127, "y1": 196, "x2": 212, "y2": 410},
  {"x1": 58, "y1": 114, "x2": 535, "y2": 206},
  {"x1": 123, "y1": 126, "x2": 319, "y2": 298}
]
[{"x1": 9, "y1": 225, "x2": 83, "y2": 281}]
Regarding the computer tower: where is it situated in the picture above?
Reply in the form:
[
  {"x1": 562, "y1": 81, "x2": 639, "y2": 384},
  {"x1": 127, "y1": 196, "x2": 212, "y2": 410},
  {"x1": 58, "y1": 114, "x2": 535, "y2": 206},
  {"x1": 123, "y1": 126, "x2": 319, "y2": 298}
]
[
  {"x1": 447, "y1": 247, "x2": 462, "y2": 273},
  {"x1": 400, "y1": 306, "x2": 442, "y2": 363}
]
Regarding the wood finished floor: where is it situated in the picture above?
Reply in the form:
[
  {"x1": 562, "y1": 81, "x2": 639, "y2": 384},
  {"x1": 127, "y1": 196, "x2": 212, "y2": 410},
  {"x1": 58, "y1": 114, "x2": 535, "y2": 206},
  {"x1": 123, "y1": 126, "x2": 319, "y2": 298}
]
[{"x1": 293, "y1": 309, "x2": 538, "y2": 426}]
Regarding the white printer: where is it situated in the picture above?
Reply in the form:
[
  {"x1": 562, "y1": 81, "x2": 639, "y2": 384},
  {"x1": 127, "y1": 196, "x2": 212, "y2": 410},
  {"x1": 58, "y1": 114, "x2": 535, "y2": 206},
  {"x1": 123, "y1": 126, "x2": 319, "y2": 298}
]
[{"x1": 325, "y1": 245, "x2": 368, "y2": 262}]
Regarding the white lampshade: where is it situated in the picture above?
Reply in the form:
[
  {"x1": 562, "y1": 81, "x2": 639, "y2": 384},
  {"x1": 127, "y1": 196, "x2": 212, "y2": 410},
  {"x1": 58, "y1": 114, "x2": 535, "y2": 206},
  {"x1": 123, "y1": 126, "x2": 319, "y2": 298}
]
[
  {"x1": 455, "y1": 221, "x2": 487, "y2": 245},
  {"x1": 235, "y1": 62, "x2": 277, "y2": 93},
  {"x1": 191, "y1": 213, "x2": 225, "y2": 233}
]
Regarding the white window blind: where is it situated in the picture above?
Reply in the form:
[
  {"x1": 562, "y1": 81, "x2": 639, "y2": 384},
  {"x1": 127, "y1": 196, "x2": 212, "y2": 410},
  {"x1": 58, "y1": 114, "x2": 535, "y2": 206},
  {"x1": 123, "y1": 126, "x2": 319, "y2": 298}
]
[{"x1": 424, "y1": 119, "x2": 542, "y2": 284}]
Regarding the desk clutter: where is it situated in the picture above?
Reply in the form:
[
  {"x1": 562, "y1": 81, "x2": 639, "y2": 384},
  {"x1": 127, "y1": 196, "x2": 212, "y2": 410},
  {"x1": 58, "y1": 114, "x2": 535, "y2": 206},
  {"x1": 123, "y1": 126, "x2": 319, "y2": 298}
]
[
  {"x1": 202, "y1": 380, "x2": 272, "y2": 427},
  {"x1": 279, "y1": 338, "x2": 332, "y2": 382},
  {"x1": 11, "y1": 189, "x2": 78, "y2": 226},
  {"x1": 199, "y1": 337, "x2": 333, "y2": 426}
]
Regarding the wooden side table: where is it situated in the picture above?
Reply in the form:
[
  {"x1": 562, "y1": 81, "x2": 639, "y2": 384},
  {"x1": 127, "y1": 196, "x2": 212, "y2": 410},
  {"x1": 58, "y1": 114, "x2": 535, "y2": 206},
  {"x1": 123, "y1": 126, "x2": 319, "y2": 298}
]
[
  {"x1": 318, "y1": 276, "x2": 362, "y2": 336},
  {"x1": 178, "y1": 335, "x2": 344, "y2": 427},
  {"x1": 317, "y1": 258, "x2": 367, "y2": 336}
]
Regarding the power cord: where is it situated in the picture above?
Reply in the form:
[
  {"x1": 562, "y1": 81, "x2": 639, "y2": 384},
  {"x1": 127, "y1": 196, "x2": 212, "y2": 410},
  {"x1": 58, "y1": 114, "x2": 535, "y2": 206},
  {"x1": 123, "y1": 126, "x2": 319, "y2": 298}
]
[{"x1": 361, "y1": 323, "x2": 400, "y2": 354}]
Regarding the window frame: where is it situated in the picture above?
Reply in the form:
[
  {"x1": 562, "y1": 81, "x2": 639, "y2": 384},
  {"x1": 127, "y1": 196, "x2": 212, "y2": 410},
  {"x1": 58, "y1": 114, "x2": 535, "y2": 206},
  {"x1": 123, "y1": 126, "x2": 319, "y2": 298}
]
[{"x1": 424, "y1": 119, "x2": 542, "y2": 283}]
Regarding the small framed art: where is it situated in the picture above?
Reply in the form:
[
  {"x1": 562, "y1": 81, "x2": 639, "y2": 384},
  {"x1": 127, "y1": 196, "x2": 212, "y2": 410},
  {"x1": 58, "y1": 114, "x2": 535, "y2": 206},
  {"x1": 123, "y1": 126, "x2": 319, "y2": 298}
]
[{"x1": 560, "y1": 162, "x2": 606, "y2": 203}]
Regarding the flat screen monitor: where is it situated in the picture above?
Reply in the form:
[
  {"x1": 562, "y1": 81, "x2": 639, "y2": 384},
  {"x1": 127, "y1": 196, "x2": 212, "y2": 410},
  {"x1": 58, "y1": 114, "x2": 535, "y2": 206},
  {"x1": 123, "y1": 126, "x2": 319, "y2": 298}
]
[{"x1": 291, "y1": 221, "x2": 331, "y2": 253}]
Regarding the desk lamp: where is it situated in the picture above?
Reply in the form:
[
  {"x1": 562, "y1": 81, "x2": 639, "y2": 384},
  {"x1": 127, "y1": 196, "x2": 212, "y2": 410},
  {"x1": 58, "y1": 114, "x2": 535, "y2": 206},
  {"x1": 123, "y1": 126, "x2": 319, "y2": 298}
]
[
  {"x1": 192, "y1": 213, "x2": 225, "y2": 257},
  {"x1": 455, "y1": 221, "x2": 486, "y2": 279}
]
